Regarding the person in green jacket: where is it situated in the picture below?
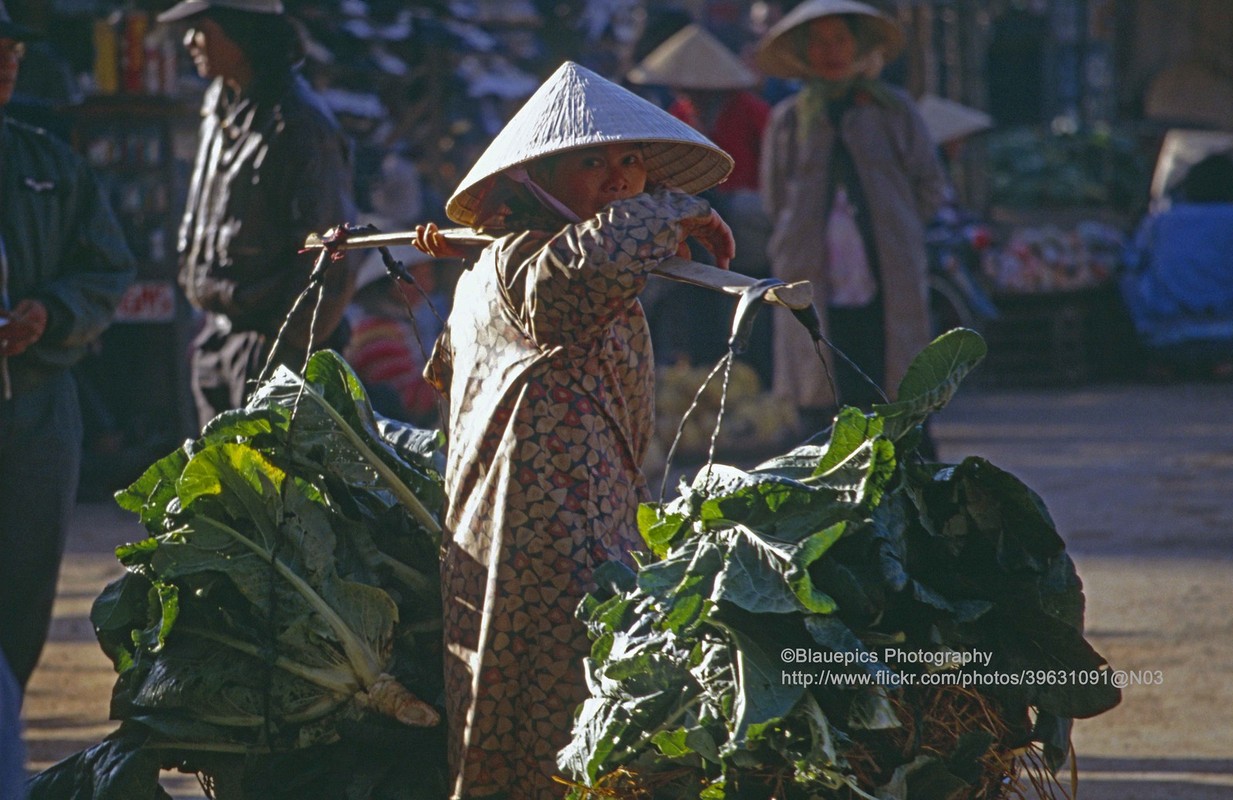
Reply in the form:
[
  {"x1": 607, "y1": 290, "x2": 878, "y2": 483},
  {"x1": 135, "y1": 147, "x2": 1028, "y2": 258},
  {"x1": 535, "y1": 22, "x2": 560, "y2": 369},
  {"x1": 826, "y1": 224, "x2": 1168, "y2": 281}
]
[{"x1": 0, "y1": 0, "x2": 134, "y2": 693}]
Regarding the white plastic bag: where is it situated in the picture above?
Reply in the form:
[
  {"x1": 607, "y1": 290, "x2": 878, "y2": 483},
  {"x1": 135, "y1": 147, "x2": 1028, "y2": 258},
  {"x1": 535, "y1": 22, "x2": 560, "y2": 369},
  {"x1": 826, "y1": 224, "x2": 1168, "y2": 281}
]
[{"x1": 826, "y1": 187, "x2": 877, "y2": 306}]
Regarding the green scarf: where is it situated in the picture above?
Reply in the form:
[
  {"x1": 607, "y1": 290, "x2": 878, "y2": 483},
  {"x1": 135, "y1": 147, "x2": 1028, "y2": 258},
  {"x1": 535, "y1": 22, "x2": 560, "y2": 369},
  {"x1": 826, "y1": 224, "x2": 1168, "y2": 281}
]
[{"x1": 796, "y1": 76, "x2": 900, "y2": 143}]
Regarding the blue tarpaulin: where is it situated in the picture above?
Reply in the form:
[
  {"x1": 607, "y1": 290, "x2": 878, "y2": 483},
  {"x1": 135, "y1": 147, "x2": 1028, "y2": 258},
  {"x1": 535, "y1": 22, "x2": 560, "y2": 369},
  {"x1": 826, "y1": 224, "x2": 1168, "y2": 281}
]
[{"x1": 1121, "y1": 203, "x2": 1233, "y2": 351}]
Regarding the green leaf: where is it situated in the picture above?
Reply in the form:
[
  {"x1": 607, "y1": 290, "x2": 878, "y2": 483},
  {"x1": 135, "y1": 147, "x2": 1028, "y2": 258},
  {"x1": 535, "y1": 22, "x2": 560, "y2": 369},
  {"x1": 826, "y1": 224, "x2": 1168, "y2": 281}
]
[
  {"x1": 581, "y1": 595, "x2": 635, "y2": 637},
  {"x1": 685, "y1": 723, "x2": 721, "y2": 764},
  {"x1": 752, "y1": 444, "x2": 828, "y2": 479},
  {"x1": 712, "y1": 527, "x2": 803, "y2": 615},
  {"x1": 637, "y1": 538, "x2": 723, "y2": 604},
  {"x1": 872, "y1": 329, "x2": 987, "y2": 439},
  {"x1": 951, "y1": 458, "x2": 1065, "y2": 571},
  {"x1": 26, "y1": 724, "x2": 163, "y2": 800},
  {"x1": 808, "y1": 557, "x2": 884, "y2": 628},
  {"x1": 177, "y1": 442, "x2": 285, "y2": 531},
  {"x1": 90, "y1": 576, "x2": 150, "y2": 673},
  {"x1": 856, "y1": 438, "x2": 897, "y2": 510},
  {"x1": 906, "y1": 756, "x2": 973, "y2": 800},
  {"x1": 663, "y1": 587, "x2": 708, "y2": 632},
  {"x1": 870, "y1": 492, "x2": 910, "y2": 592},
  {"x1": 114, "y1": 537, "x2": 158, "y2": 563},
  {"x1": 815, "y1": 408, "x2": 884, "y2": 476},
  {"x1": 788, "y1": 524, "x2": 844, "y2": 614},
  {"x1": 199, "y1": 406, "x2": 278, "y2": 442},
  {"x1": 557, "y1": 697, "x2": 632, "y2": 783},
  {"x1": 113, "y1": 446, "x2": 189, "y2": 532},
  {"x1": 592, "y1": 559, "x2": 637, "y2": 596},
  {"x1": 803, "y1": 616, "x2": 896, "y2": 685},
  {"x1": 375, "y1": 416, "x2": 446, "y2": 472},
  {"x1": 794, "y1": 692, "x2": 840, "y2": 774},
  {"x1": 651, "y1": 728, "x2": 693, "y2": 758},
  {"x1": 895, "y1": 330, "x2": 986, "y2": 404},
  {"x1": 1039, "y1": 553, "x2": 1085, "y2": 631},
  {"x1": 639, "y1": 504, "x2": 688, "y2": 558},
  {"x1": 722, "y1": 626, "x2": 804, "y2": 746},
  {"x1": 1032, "y1": 712, "x2": 1073, "y2": 772},
  {"x1": 687, "y1": 465, "x2": 872, "y2": 544},
  {"x1": 982, "y1": 610, "x2": 1121, "y2": 718},
  {"x1": 146, "y1": 581, "x2": 179, "y2": 653},
  {"x1": 249, "y1": 352, "x2": 442, "y2": 543}
]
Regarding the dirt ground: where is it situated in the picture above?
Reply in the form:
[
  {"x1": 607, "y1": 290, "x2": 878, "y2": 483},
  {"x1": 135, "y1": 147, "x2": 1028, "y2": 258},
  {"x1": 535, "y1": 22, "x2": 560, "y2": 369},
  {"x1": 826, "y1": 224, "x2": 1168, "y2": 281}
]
[{"x1": 18, "y1": 380, "x2": 1233, "y2": 799}]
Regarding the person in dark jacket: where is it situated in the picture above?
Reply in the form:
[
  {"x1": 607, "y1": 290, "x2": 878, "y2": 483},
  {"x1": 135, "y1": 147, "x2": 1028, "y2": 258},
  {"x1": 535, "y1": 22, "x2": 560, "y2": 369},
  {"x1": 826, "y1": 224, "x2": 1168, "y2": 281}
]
[
  {"x1": 1, "y1": 651, "x2": 24, "y2": 800},
  {"x1": 158, "y1": 0, "x2": 356, "y2": 425},
  {"x1": 0, "y1": 0, "x2": 135, "y2": 693}
]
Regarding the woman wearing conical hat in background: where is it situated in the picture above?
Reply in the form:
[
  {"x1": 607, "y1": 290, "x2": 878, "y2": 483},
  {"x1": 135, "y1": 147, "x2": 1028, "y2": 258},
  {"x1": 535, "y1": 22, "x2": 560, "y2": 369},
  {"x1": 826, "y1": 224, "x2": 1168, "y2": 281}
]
[
  {"x1": 628, "y1": 24, "x2": 769, "y2": 202},
  {"x1": 757, "y1": 0, "x2": 946, "y2": 435},
  {"x1": 627, "y1": 24, "x2": 775, "y2": 376},
  {"x1": 412, "y1": 61, "x2": 734, "y2": 799}
]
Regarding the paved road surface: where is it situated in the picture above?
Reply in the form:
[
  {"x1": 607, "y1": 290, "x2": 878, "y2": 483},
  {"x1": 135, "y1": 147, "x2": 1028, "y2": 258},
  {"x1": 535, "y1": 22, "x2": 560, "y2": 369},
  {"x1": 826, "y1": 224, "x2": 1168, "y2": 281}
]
[{"x1": 20, "y1": 381, "x2": 1233, "y2": 798}]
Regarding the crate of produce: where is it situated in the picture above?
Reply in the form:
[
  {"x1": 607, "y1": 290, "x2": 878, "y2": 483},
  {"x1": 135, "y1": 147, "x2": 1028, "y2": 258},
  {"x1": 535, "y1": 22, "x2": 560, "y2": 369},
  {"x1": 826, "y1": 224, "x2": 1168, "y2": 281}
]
[{"x1": 981, "y1": 285, "x2": 1135, "y2": 385}]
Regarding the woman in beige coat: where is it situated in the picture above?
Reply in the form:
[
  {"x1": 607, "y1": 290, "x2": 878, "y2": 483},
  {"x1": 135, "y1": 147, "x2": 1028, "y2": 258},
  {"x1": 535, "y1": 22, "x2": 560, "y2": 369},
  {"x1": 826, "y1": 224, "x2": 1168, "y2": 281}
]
[{"x1": 757, "y1": 0, "x2": 945, "y2": 428}]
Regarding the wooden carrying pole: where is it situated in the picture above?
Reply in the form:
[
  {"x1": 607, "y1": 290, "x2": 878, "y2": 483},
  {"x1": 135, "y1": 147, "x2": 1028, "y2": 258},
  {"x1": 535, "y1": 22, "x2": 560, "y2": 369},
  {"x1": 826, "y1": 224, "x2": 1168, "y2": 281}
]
[{"x1": 304, "y1": 228, "x2": 814, "y2": 312}]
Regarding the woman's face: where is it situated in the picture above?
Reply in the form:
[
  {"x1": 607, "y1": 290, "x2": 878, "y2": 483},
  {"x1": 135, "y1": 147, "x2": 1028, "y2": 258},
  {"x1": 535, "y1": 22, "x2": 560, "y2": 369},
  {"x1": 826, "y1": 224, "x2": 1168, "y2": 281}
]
[
  {"x1": 0, "y1": 39, "x2": 24, "y2": 108},
  {"x1": 535, "y1": 143, "x2": 649, "y2": 219},
  {"x1": 805, "y1": 16, "x2": 859, "y2": 81},
  {"x1": 183, "y1": 17, "x2": 250, "y2": 85}
]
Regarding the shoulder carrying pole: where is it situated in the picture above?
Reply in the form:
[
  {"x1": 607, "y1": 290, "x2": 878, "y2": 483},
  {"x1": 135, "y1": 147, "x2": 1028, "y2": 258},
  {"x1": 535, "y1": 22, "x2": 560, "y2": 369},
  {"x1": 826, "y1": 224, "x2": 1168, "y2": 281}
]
[{"x1": 303, "y1": 225, "x2": 815, "y2": 312}]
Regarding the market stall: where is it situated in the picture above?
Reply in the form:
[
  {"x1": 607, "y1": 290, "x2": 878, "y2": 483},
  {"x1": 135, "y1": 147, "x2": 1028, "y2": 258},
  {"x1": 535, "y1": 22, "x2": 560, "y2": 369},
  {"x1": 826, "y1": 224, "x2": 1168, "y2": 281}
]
[
  {"x1": 975, "y1": 124, "x2": 1151, "y2": 384},
  {"x1": 66, "y1": 92, "x2": 198, "y2": 498}
]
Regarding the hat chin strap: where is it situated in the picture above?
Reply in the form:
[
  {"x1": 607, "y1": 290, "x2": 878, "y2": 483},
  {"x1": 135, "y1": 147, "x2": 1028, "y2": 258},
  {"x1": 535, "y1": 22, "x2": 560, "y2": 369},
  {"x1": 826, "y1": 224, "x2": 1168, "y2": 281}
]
[{"x1": 505, "y1": 166, "x2": 582, "y2": 223}]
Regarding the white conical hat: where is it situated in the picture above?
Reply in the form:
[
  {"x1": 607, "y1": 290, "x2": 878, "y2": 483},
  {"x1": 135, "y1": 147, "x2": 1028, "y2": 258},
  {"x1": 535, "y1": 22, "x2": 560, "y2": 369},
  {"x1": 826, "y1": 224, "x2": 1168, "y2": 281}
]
[
  {"x1": 446, "y1": 61, "x2": 734, "y2": 227},
  {"x1": 156, "y1": 0, "x2": 283, "y2": 23},
  {"x1": 916, "y1": 94, "x2": 992, "y2": 144},
  {"x1": 627, "y1": 24, "x2": 758, "y2": 91},
  {"x1": 755, "y1": 0, "x2": 904, "y2": 80}
]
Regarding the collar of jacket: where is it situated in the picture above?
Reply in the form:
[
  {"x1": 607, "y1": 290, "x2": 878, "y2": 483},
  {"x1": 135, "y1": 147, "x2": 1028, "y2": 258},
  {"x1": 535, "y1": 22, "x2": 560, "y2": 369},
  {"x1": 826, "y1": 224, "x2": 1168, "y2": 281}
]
[
  {"x1": 796, "y1": 77, "x2": 899, "y2": 142},
  {"x1": 204, "y1": 70, "x2": 296, "y2": 119}
]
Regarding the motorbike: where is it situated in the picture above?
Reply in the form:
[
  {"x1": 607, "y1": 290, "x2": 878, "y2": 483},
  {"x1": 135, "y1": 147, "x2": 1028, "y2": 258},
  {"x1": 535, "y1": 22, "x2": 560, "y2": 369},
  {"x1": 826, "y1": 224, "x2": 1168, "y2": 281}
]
[{"x1": 925, "y1": 204, "x2": 1000, "y2": 337}]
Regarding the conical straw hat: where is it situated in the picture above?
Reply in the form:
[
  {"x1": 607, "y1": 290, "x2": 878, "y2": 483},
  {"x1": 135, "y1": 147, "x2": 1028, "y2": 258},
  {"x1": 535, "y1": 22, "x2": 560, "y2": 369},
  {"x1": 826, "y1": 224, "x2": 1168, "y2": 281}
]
[
  {"x1": 446, "y1": 61, "x2": 735, "y2": 228},
  {"x1": 916, "y1": 94, "x2": 992, "y2": 144},
  {"x1": 627, "y1": 24, "x2": 758, "y2": 91},
  {"x1": 755, "y1": 0, "x2": 904, "y2": 80}
]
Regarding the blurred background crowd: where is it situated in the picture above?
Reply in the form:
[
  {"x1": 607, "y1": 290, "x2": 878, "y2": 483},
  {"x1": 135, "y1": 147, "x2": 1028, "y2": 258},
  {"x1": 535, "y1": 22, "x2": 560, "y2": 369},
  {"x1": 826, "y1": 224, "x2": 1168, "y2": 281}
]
[{"x1": 4, "y1": 0, "x2": 1232, "y2": 496}]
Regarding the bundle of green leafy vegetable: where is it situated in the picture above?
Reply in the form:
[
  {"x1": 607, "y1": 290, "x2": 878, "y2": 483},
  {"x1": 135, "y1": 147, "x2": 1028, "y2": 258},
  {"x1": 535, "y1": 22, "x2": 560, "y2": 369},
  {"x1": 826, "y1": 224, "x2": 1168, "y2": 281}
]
[
  {"x1": 559, "y1": 330, "x2": 1121, "y2": 799},
  {"x1": 985, "y1": 124, "x2": 1147, "y2": 214},
  {"x1": 31, "y1": 351, "x2": 449, "y2": 800}
]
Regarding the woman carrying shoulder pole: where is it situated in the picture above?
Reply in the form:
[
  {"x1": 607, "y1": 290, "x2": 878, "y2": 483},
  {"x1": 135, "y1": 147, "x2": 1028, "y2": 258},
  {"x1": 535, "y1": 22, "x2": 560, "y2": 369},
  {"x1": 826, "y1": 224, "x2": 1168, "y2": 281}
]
[{"x1": 412, "y1": 61, "x2": 734, "y2": 799}]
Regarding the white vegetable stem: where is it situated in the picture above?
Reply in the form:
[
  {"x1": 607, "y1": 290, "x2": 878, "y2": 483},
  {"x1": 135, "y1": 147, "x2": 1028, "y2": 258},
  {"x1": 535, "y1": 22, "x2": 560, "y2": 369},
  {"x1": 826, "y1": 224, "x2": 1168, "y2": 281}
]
[
  {"x1": 300, "y1": 381, "x2": 443, "y2": 545},
  {"x1": 191, "y1": 516, "x2": 385, "y2": 687}
]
